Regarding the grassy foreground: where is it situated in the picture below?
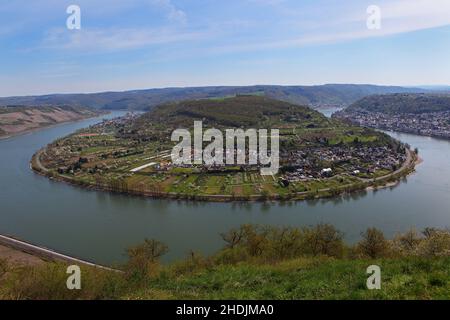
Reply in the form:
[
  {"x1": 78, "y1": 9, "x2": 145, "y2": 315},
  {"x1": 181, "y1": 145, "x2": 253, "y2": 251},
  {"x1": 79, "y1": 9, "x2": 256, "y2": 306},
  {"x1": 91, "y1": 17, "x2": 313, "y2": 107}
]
[{"x1": 1, "y1": 225, "x2": 449, "y2": 300}]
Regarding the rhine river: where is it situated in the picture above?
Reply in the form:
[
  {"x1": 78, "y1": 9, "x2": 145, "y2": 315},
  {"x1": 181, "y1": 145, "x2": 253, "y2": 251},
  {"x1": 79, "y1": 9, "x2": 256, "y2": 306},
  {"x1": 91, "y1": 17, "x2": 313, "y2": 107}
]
[{"x1": 0, "y1": 111, "x2": 449, "y2": 265}]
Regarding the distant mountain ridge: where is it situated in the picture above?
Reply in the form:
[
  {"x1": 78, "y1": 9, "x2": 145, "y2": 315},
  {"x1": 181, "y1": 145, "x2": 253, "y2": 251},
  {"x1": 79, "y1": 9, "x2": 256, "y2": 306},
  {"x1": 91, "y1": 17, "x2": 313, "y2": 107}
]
[
  {"x1": 344, "y1": 93, "x2": 450, "y2": 114},
  {"x1": 0, "y1": 84, "x2": 428, "y2": 111}
]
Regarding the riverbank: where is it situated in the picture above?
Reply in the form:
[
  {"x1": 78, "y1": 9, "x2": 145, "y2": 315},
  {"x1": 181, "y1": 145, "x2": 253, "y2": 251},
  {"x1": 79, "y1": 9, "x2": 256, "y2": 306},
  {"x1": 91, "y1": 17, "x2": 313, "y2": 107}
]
[{"x1": 31, "y1": 145, "x2": 417, "y2": 203}]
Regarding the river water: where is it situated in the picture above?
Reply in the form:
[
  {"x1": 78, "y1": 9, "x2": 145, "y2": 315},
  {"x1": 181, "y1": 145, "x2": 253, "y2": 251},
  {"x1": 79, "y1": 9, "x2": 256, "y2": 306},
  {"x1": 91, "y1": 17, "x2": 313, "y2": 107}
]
[{"x1": 0, "y1": 111, "x2": 449, "y2": 265}]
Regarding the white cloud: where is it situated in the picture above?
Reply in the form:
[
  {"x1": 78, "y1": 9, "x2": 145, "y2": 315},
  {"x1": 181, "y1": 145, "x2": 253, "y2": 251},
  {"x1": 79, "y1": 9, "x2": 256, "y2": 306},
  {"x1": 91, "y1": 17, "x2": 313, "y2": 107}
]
[
  {"x1": 149, "y1": 0, "x2": 187, "y2": 24},
  {"x1": 204, "y1": 0, "x2": 450, "y2": 54},
  {"x1": 41, "y1": 26, "x2": 208, "y2": 52}
]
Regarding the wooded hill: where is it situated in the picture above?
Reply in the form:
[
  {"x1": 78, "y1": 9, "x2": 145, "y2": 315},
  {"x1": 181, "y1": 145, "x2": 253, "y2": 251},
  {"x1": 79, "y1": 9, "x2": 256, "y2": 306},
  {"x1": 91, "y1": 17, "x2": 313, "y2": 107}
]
[
  {"x1": 345, "y1": 93, "x2": 450, "y2": 114},
  {"x1": 137, "y1": 95, "x2": 332, "y2": 129}
]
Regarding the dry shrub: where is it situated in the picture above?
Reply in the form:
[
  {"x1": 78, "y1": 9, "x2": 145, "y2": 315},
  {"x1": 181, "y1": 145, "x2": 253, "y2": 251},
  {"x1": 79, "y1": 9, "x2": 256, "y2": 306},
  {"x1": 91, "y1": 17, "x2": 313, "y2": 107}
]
[
  {"x1": 268, "y1": 227, "x2": 303, "y2": 259},
  {"x1": 391, "y1": 228, "x2": 421, "y2": 256},
  {"x1": 302, "y1": 223, "x2": 345, "y2": 258},
  {"x1": 125, "y1": 239, "x2": 168, "y2": 280},
  {"x1": 417, "y1": 229, "x2": 450, "y2": 257},
  {"x1": 356, "y1": 228, "x2": 390, "y2": 258},
  {"x1": 390, "y1": 228, "x2": 450, "y2": 258},
  {"x1": 219, "y1": 224, "x2": 345, "y2": 261}
]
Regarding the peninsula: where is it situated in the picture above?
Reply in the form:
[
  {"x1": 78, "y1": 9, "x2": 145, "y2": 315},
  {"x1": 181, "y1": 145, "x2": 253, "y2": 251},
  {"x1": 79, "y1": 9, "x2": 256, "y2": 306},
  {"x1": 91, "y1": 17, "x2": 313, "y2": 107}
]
[{"x1": 31, "y1": 96, "x2": 416, "y2": 201}]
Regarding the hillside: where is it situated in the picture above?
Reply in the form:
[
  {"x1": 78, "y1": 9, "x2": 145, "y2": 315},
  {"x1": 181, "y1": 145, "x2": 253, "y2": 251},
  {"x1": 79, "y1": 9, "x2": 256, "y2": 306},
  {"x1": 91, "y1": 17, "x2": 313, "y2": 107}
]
[
  {"x1": 0, "y1": 84, "x2": 426, "y2": 111},
  {"x1": 344, "y1": 93, "x2": 450, "y2": 114},
  {"x1": 136, "y1": 95, "x2": 330, "y2": 129},
  {"x1": 0, "y1": 106, "x2": 104, "y2": 138}
]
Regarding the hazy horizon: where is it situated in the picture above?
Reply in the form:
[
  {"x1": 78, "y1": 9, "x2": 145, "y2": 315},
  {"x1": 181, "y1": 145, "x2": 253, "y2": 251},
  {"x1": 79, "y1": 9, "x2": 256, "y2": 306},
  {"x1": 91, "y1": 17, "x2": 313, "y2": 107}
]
[{"x1": 1, "y1": 82, "x2": 449, "y2": 99}]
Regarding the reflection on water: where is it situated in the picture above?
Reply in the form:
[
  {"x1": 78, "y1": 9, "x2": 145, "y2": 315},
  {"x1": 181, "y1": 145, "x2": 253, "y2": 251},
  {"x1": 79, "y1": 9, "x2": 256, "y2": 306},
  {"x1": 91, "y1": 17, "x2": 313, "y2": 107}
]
[{"x1": 0, "y1": 112, "x2": 450, "y2": 264}]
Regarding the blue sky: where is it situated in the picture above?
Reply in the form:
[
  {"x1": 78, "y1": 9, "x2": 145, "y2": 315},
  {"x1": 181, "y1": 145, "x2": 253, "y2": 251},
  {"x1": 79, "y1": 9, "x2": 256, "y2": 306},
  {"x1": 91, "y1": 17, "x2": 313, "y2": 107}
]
[{"x1": 1, "y1": 0, "x2": 450, "y2": 96}]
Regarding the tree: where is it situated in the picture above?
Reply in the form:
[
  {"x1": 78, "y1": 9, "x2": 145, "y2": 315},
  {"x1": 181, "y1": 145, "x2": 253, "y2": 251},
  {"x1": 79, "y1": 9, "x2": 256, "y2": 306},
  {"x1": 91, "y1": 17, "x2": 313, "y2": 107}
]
[
  {"x1": 221, "y1": 224, "x2": 270, "y2": 257},
  {"x1": 357, "y1": 228, "x2": 389, "y2": 258},
  {"x1": 417, "y1": 228, "x2": 450, "y2": 257},
  {"x1": 303, "y1": 223, "x2": 345, "y2": 257},
  {"x1": 270, "y1": 227, "x2": 302, "y2": 259},
  {"x1": 241, "y1": 224, "x2": 268, "y2": 256},
  {"x1": 423, "y1": 227, "x2": 438, "y2": 238},
  {"x1": 393, "y1": 228, "x2": 420, "y2": 254},
  {"x1": 221, "y1": 228, "x2": 244, "y2": 249},
  {"x1": 126, "y1": 239, "x2": 169, "y2": 278},
  {"x1": 127, "y1": 239, "x2": 168, "y2": 263}
]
